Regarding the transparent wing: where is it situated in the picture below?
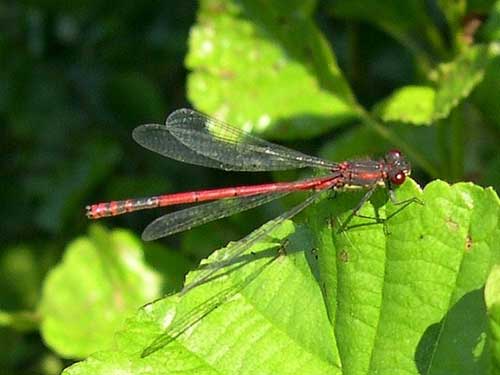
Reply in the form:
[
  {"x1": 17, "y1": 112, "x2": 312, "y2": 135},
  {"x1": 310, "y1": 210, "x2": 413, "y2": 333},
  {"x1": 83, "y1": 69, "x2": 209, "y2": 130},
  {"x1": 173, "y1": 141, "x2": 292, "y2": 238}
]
[
  {"x1": 142, "y1": 191, "x2": 289, "y2": 241},
  {"x1": 141, "y1": 253, "x2": 279, "y2": 357},
  {"x1": 180, "y1": 188, "x2": 328, "y2": 294},
  {"x1": 132, "y1": 108, "x2": 336, "y2": 171},
  {"x1": 132, "y1": 124, "x2": 239, "y2": 170},
  {"x1": 141, "y1": 188, "x2": 329, "y2": 357}
]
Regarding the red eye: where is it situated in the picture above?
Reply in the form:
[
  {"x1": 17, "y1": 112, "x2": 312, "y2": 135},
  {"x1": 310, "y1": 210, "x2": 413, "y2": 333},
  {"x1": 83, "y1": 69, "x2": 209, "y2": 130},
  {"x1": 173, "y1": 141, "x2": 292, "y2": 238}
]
[{"x1": 391, "y1": 171, "x2": 406, "y2": 185}]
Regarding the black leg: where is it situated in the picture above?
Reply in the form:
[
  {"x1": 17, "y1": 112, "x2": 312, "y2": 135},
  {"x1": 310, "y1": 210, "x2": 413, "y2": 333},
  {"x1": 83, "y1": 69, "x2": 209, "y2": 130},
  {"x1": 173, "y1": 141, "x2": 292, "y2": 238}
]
[
  {"x1": 337, "y1": 184, "x2": 379, "y2": 232},
  {"x1": 337, "y1": 184, "x2": 423, "y2": 234},
  {"x1": 387, "y1": 181, "x2": 424, "y2": 207},
  {"x1": 382, "y1": 181, "x2": 424, "y2": 224},
  {"x1": 384, "y1": 196, "x2": 422, "y2": 221}
]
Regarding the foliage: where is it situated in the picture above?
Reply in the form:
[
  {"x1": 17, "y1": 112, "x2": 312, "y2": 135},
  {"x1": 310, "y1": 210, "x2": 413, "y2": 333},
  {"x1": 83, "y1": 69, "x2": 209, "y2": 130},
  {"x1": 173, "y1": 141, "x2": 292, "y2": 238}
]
[
  {"x1": 39, "y1": 226, "x2": 163, "y2": 358},
  {"x1": 1, "y1": 0, "x2": 500, "y2": 374}
]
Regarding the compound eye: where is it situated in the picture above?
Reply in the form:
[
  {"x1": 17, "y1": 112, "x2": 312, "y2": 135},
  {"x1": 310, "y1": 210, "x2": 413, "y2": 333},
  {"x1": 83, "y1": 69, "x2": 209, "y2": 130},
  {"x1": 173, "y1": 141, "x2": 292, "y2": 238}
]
[
  {"x1": 388, "y1": 149, "x2": 402, "y2": 158},
  {"x1": 391, "y1": 171, "x2": 406, "y2": 185}
]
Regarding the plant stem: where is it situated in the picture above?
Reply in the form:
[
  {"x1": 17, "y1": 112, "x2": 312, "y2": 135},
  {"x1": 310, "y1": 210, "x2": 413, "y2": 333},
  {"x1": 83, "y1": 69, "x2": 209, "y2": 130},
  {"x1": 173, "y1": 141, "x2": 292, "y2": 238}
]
[{"x1": 0, "y1": 309, "x2": 40, "y2": 332}]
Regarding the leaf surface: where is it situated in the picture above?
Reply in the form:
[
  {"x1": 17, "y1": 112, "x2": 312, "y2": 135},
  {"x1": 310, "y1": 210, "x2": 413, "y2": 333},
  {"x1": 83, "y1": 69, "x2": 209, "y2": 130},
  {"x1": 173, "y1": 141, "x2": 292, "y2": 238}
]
[
  {"x1": 186, "y1": 0, "x2": 357, "y2": 139},
  {"x1": 64, "y1": 180, "x2": 500, "y2": 373},
  {"x1": 40, "y1": 226, "x2": 163, "y2": 358},
  {"x1": 373, "y1": 44, "x2": 500, "y2": 125}
]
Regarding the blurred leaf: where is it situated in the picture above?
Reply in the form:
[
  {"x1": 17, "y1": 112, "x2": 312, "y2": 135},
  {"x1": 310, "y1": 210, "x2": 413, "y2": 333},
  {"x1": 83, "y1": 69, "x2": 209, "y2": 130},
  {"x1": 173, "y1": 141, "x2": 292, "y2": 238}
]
[
  {"x1": 373, "y1": 85, "x2": 436, "y2": 125},
  {"x1": 374, "y1": 44, "x2": 499, "y2": 126},
  {"x1": 319, "y1": 124, "x2": 389, "y2": 161},
  {"x1": 468, "y1": 0, "x2": 498, "y2": 12},
  {"x1": 186, "y1": 0, "x2": 357, "y2": 140},
  {"x1": 472, "y1": 52, "x2": 500, "y2": 129},
  {"x1": 437, "y1": 0, "x2": 466, "y2": 38},
  {"x1": 485, "y1": 264, "x2": 500, "y2": 372},
  {"x1": 0, "y1": 2, "x2": 199, "y2": 372},
  {"x1": 40, "y1": 225, "x2": 163, "y2": 358},
  {"x1": 39, "y1": 353, "x2": 64, "y2": 375},
  {"x1": 0, "y1": 310, "x2": 39, "y2": 332},
  {"x1": 63, "y1": 180, "x2": 500, "y2": 374},
  {"x1": 433, "y1": 44, "x2": 497, "y2": 120},
  {"x1": 482, "y1": 154, "x2": 500, "y2": 193},
  {"x1": 319, "y1": 121, "x2": 441, "y2": 181},
  {"x1": 105, "y1": 72, "x2": 166, "y2": 125},
  {"x1": 0, "y1": 246, "x2": 46, "y2": 310},
  {"x1": 0, "y1": 327, "x2": 39, "y2": 374},
  {"x1": 481, "y1": 0, "x2": 500, "y2": 41}
]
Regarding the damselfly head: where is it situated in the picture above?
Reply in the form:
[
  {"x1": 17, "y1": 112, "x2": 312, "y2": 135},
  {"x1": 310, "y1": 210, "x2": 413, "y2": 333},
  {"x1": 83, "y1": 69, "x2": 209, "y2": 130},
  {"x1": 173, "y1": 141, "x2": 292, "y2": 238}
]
[{"x1": 384, "y1": 149, "x2": 411, "y2": 185}]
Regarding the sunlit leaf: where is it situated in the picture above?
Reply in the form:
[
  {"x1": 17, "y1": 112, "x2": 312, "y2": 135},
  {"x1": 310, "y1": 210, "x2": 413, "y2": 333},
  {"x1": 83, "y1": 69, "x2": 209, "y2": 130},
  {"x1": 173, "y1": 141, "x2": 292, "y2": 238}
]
[
  {"x1": 485, "y1": 264, "x2": 500, "y2": 372},
  {"x1": 310, "y1": 180, "x2": 500, "y2": 374},
  {"x1": 373, "y1": 86, "x2": 436, "y2": 125},
  {"x1": 63, "y1": 180, "x2": 500, "y2": 374},
  {"x1": 40, "y1": 225, "x2": 163, "y2": 358},
  {"x1": 64, "y1": 219, "x2": 339, "y2": 374},
  {"x1": 373, "y1": 44, "x2": 499, "y2": 125},
  {"x1": 186, "y1": 0, "x2": 357, "y2": 140},
  {"x1": 433, "y1": 44, "x2": 496, "y2": 120}
]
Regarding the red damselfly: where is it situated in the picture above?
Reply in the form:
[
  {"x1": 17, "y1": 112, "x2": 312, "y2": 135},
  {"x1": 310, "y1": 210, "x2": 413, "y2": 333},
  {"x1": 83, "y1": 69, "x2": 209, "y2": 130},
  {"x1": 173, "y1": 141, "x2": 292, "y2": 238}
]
[{"x1": 86, "y1": 108, "x2": 412, "y2": 293}]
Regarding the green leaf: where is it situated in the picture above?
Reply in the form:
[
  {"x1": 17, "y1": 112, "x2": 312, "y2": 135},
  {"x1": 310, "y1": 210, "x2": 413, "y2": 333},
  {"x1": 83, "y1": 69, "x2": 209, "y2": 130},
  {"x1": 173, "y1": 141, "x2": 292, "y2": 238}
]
[
  {"x1": 0, "y1": 310, "x2": 39, "y2": 332},
  {"x1": 319, "y1": 124, "x2": 391, "y2": 161},
  {"x1": 186, "y1": 0, "x2": 357, "y2": 140},
  {"x1": 373, "y1": 44, "x2": 500, "y2": 125},
  {"x1": 433, "y1": 44, "x2": 496, "y2": 120},
  {"x1": 468, "y1": 0, "x2": 498, "y2": 12},
  {"x1": 481, "y1": 0, "x2": 500, "y2": 42},
  {"x1": 0, "y1": 245, "x2": 47, "y2": 310},
  {"x1": 64, "y1": 220, "x2": 339, "y2": 374},
  {"x1": 482, "y1": 154, "x2": 500, "y2": 194},
  {"x1": 373, "y1": 86, "x2": 436, "y2": 125},
  {"x1": 318, "y1": 123, "x2": 442, "y2": 178},
  {"x1": 437, "y1": 0, "x2": 466, "y2": 40},
  {"x1": 472, "y1": 52, "x2": 500, "y2": 129},
  {"x1": 63, "y1": 180, "x2": 500, "y2": 374},
  {"x1": 40, "y1": 225, "x2": 163, "y2": 359},
  {"x1": 311, "y1": 180, "x2": 500, "y2": 374},
  {"x1": 485, "y1": 265, "x2": 500, "y2": 372}
]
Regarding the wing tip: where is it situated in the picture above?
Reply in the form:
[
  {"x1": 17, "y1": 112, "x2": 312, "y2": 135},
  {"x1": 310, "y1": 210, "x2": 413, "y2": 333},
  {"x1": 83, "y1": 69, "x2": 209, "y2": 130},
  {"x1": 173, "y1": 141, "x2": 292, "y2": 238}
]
[{"x1": 166, "y1": 108, "x2": 198, "y2": 124}]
